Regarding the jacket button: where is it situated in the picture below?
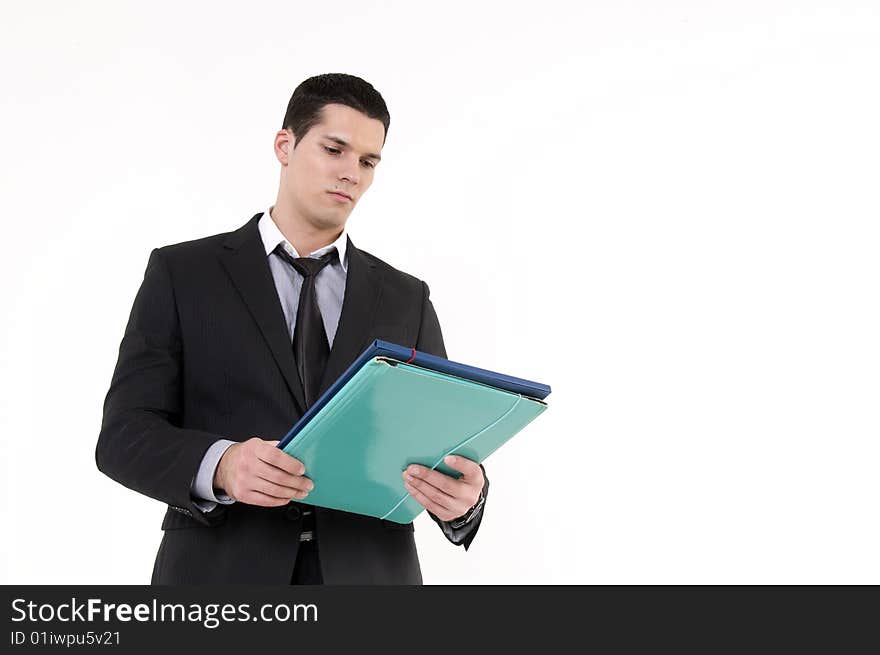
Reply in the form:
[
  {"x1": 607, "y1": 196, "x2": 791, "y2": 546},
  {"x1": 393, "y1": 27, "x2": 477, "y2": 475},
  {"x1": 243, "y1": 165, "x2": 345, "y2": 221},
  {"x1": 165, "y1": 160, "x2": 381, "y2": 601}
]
[{"x1": 285, "y1": 505, "x2": 302, "y2": 521}]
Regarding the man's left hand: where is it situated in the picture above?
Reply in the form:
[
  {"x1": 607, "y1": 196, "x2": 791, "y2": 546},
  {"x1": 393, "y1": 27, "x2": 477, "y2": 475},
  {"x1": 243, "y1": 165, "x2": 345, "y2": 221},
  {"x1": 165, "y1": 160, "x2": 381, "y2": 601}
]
[{"x1": 402, "y1": 455, "x2": 484, "y2": 522}]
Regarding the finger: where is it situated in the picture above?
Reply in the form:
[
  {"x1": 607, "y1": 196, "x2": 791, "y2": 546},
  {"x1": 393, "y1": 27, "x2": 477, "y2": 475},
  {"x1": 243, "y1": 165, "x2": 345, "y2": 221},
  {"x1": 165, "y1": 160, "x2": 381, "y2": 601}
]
[
  {"x1": 253, "y1": 476, "x2": 312, "y2": 500},
  {"x1": 255, "y1": 464, "x2": 314, "y2": 493},
  {"x1": 404, "y1": 464, "x2": 463, "y2": 496},
  {"x1": 238, "y1": 489, "x2": 291, "y2": 507},
  {"x1": 404, "y1": 476, "x2": 468, "y2": 517},
  {"x1": 443, "y1": 454, "x2": 482, "y2": 479},
  {"x1": 403, "y1": 480, "x2": 459, "y2": 520},
  {"x1": 257, "y1": 444, "x2": 306, "y2": 475}
]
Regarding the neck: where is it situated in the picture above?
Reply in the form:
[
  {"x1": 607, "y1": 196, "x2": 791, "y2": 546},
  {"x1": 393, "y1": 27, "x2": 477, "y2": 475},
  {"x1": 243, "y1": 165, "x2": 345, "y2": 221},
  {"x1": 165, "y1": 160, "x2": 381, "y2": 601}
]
[{"x1": 269, "y1": 199, "x2": 343, "y2": 257}]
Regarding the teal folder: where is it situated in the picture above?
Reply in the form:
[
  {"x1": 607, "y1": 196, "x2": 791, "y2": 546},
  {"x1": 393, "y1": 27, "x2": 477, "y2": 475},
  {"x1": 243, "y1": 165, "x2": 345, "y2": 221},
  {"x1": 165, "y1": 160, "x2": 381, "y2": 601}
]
[{"x1": 278, "y1": 343, "x2": 550, "y2": 523}]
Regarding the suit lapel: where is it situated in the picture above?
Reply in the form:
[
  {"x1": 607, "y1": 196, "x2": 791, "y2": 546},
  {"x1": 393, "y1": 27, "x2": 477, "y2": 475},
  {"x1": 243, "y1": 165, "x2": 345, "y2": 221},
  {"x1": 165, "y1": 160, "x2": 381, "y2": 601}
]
[
  {"x1": 319, "y1": 235, "x2": 384, "y2": 396},
  {"x1": 218, "y1": 218, "x2": 383, "y2": 415},
  {"x1": 218, "y1": 214, "x2": 308, "y2": 414}
]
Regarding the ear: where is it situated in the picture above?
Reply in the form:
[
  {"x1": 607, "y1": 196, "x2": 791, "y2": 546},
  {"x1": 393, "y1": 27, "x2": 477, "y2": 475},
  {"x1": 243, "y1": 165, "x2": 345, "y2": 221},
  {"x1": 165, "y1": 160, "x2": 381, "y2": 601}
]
[{"x1": 274, "y1": 129, "x2": 295, "y2": 165}]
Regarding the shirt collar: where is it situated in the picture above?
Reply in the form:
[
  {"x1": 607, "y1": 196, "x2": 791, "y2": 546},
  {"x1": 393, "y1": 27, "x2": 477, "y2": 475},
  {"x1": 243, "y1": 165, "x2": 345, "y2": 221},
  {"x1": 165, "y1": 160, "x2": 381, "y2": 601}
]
[{"x1": 258, "y1": 207, "x2": 348, "y2": 272}]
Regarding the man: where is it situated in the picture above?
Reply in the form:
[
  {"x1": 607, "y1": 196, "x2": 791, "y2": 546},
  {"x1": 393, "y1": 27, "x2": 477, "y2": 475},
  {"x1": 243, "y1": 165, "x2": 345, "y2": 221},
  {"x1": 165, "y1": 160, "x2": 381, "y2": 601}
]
[{"x1": 96, "y1": 73, "x2": 489, "y2": 584}]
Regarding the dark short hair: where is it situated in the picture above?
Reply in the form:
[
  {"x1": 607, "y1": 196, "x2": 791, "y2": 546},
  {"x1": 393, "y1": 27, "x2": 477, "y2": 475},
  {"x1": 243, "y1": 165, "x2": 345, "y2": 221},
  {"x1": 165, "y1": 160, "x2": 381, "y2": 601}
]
[{"x1": 281, "y1": 73, "x2": 390, "y2": 149}]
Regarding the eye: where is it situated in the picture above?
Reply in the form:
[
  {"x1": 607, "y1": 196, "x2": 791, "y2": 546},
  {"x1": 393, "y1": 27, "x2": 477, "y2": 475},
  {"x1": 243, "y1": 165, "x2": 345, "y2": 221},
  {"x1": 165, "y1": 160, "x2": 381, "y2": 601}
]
[{"x1": 324, "y1": 145, "x2": 375, "y2": 169}]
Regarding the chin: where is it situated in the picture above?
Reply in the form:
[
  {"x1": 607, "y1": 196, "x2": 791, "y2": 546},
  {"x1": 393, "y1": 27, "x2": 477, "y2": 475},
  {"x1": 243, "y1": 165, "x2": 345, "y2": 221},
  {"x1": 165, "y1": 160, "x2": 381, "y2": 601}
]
[{"x1": 314, "y1": 214, "x2": 347, "y2": 230}]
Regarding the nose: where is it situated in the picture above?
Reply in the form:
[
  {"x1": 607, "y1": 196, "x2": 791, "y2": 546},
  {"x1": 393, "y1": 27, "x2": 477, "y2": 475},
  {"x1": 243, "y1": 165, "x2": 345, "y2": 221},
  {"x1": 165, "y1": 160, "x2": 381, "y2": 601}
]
[{"x1": 338, "y1": 157, "x2": 360, "y2": 187}]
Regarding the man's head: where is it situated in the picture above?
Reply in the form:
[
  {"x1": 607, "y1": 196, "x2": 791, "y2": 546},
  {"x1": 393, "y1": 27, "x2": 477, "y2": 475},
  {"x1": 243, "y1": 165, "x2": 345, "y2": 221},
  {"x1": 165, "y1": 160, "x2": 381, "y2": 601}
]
[{"x1": 274, "y1": 73, "x2": 390, "y2": 233}]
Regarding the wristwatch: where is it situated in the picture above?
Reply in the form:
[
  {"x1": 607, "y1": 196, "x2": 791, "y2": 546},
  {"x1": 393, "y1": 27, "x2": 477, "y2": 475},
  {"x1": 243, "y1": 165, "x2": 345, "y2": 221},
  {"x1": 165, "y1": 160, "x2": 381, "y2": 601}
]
[{"x1": 449, "y1": 490, "x2": 485, "y2": 529}]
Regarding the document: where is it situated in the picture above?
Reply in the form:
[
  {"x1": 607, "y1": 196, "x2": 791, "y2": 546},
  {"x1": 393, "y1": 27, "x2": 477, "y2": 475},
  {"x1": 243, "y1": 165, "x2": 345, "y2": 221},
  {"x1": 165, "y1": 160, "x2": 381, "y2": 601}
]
[{"x1": 277, "y1": 340, "x2": 550, "y2": 523}]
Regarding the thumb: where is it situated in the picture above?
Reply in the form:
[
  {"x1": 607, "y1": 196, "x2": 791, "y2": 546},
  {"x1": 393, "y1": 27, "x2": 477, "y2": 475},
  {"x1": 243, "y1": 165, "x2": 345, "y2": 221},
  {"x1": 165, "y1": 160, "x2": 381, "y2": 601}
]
[{"x1": 443, "y1": 454, "x2": 477, "y2": 479}]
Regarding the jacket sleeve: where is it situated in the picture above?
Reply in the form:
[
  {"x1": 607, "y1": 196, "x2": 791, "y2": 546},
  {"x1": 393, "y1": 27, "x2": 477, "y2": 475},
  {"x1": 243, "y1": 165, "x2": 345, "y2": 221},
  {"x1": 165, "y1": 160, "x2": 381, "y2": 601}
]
[
  {"x1": 95, "y1": 248, "x2": 227, "y2": 526},
  {"x1": 415, "y1": 281, "x2": 489, "y2": 551}
]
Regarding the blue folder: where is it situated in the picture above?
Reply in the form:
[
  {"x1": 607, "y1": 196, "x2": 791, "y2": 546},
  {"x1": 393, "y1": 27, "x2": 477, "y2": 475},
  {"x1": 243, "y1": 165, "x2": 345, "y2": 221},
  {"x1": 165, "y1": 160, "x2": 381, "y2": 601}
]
[{"x1": 277, "y1": 340, "x2": 550, "y2": 523}]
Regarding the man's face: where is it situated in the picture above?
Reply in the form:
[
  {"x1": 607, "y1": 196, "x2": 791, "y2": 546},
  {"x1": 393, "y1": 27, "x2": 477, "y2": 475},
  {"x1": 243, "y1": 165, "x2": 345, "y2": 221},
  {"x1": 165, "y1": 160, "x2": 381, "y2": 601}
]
[{"x1": 276, "y1": 102, "x2": 385, "y2": 232}]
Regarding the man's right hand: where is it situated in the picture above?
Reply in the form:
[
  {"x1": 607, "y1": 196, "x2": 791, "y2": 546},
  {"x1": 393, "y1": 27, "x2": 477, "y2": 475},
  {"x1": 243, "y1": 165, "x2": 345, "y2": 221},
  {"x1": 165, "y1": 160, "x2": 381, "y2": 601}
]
[{"x1": 213, "y1": 437, "x2": 313, "y2": 507}]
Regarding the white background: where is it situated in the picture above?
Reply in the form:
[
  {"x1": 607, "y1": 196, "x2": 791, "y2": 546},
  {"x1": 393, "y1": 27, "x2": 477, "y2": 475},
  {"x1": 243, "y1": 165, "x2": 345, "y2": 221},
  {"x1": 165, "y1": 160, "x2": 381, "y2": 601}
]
[{"x1": 2, "y1": 1, "x2": 878, "y2": 584}]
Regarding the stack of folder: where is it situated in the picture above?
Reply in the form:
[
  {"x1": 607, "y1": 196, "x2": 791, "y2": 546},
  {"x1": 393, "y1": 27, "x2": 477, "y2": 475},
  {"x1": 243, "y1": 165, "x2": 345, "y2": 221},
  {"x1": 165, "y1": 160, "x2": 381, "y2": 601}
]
[{"x1": 277, "y1": 340, "x2": 551, "y2": 523}]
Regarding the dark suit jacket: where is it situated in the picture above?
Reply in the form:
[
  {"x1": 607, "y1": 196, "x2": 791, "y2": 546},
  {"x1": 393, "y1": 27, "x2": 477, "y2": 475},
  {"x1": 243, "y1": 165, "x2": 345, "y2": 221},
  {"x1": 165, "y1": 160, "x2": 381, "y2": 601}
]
[{"x1": 96, "y1": 213, "x2": 488, "y2": 584}]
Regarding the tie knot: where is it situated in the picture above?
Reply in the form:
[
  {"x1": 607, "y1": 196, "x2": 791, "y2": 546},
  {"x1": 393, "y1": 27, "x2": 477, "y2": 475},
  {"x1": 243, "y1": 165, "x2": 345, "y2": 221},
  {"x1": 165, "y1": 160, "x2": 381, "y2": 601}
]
[{"x1": 275, "y1": 246, "x2": 338, "y2": 278}]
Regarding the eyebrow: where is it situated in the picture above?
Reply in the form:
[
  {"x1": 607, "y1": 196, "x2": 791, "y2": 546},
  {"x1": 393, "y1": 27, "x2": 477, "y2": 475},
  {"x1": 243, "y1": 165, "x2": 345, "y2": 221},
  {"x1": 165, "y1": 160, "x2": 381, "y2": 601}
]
[{"x1": 320, "y1": 134, "x2": 382, "y2": 162}]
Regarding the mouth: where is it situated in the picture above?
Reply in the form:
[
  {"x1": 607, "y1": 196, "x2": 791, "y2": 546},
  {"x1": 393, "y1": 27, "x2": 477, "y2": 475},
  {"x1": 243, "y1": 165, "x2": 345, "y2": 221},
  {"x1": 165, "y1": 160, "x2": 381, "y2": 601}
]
[{"x1": 328, "y1": 191, "x2": 352, "y2": 203}]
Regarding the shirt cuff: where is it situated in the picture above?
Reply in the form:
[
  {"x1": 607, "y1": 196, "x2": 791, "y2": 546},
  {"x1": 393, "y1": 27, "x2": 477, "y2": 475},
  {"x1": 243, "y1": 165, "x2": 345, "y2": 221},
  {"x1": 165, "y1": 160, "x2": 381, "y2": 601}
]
[
  {"x1": 192, "y1": 497, "x2": 220, "y2": 514},
  {"x1": 191, "y1": 439, "x2": 237, "y2": 505}
]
